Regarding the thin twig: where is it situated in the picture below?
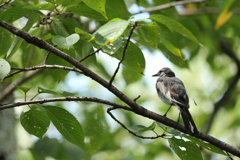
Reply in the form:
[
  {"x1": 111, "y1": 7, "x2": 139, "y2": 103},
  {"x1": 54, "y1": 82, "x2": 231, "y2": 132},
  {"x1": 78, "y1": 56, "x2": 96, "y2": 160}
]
[
  {"x1": 133, "y1": 0, "x2": 211, "y2": 14},
  {"x1": 5, "y1": 64, "x2": 82, "y2": 79},
  {"x1": 0, "y1": 96, "x2": 129, "y2": 111},
  {"x1": 133, "y1": 95, "x2": 141, "y2": 102},
  {"x1": 107, "y1": 107, "x2": 165, "y2": 139},
  {"x1": 109, "y1": 21, "x2": 139, "y2": 86},
  {"x1": 0, "y1": 0, "x2": 12, "y2": 8},
  {"x1": 79, "y1": 47, "x2": 102, "y2": 63},
  {"x1": 226, "y1": 152, "x2": 234, "y2": 160},
  {"x1": 44, "y1": 51, "x2": 51, "y2": 64}
]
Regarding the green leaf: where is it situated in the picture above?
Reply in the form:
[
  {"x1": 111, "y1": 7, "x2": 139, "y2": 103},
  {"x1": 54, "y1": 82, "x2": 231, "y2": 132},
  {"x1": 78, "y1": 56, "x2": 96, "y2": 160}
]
[
  {"x1": 83, "y1": 107, "x2": 110, "y2": 152},
  {"x1": 130, "y1": 122, "x2": 156, "y2": 133},
  {"x1": 0, "y1": 6, "x2": 42, "y2": 23},
  {"x1": 150, "y1": 14, "x2": 199, "y2": 44},
  {"x1": 156, "y1": 121, "x2": 182, "y2": 135},
  {"x1": 66, "y1": 3, "x2": 107, "y2": 21},
  {"x1": 0, "y1": 58, "x2": 11, "y2": 81},
  {"x1": 46, "y1": 0, "x2": 64, "y2": 4},
  {"x1": 0, "y1": 30, "x2": 13, "y2": 58},
  {"x1": 46, "y1": 48, "x2": 74, "y2": 82},
  {"x1": 102, "y1": 37, "x2": 123, "y2": 55},
  {"x1": 137, "y1": 24, "x2": 159, "y2": 48},
  {"x1": 17, "y1": 86, "x2": 31, "y2": 93},
  {"x1": 168, "y1": 137, "x2": 203, "y2": 160},
  {"x1": 20, "y1": 109, "x2": 50, "y2": 138},
  {"x1": 33, "y1": 137, "x2": 61, "y2": 159},
  {"x1": 82, "y1": 0, "x2": 107, "y2": 19},
  {"x1": 154, "y1": 22, "x2": 183, "y2": 58},
  {"x1": 185, "y1": 135, "x2": 227, "y2": 156},
  {"x1": 160, "y1": 38, "x2": 182, "y2": 58},
  {"x1": 42, "y1": 105, "x2": 85, "y2": 149},
  {"x1": 41, "y1": 32, "x2": 54, "y2": 41},
  {"x1": 46, "y1": 0, "x2": 73, "y2": 5},
  {"x1": 157, "y1": 42, "x2": 189, "y2": 68},
  {"x1": 52, "y1": 34, "x2": 80, "y2": 49},
  {"x1": 6, "y1": 15, "x2": 40, "y2": 58},
  {"x1": 24, "y1": 3, "x2": 55, "y2": 11},
  {"x1": 113, "y1": 41, "x2": 145, "y2": 74},
  {"x1": 105, "y1": 0, "x2": 130, "y2": 19},
  {"x1": 38, "y1": 87, "x2": 77, "y2": 97},
  {"x1": 122, "y1": 66, "x2": 142, "y2": 84},
  {"x1": 136, "y1": 22, "x2": 184, "y2": 59},
  {"x1": 94, "y1": 18, "x2": 130, "y2": 46},
  {"x1": 62, "y1": 0, "x2": 83, "y2": 7},
  {"x1": 75, "y1": 27, "x2": 92, "y2": 41},
  {"x1": 130, "y1": 125, "x2": 148, "y2": 133},
  {"x1": 74, "y1": 40, "x2": 97, "y2": 67},
  {"x1": 38, "y1": 87, "x2": 63, "y2": 96},
  {"x1": 52, "y1": 19, "x2": 69, "y2": 37}
]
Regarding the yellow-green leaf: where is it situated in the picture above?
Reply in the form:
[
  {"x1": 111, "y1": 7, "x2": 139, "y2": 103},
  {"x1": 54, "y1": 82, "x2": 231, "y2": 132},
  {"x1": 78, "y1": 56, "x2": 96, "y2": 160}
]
[
  {"x1": 94, "y1": 18, "x2": 130, "y2": 46},
  {"x1": 215, "y1": 11, "x2": 232, "y2": 30},
  {"x1": 215, "y1": 0, "x2": 237, "y2": 30}
]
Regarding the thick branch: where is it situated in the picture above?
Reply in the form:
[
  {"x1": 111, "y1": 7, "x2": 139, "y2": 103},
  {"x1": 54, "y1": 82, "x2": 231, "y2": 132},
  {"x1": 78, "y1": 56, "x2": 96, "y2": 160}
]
[
  {"x1": 1, "y1": 20, "x2": 240, "y2": 157},
  {"x1": 134, "y1": 0, "x2": 211, "y2": 14}
]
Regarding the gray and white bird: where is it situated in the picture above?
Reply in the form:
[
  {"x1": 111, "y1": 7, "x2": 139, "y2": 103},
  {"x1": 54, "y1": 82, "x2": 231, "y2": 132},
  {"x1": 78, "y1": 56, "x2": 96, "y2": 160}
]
[{"x1": 152, "y1": 67, "x2": 198, "y2": 135}]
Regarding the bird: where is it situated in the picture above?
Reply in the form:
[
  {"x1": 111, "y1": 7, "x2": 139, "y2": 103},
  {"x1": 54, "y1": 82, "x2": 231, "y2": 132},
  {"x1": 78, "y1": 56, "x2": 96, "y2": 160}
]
[{"x1": 152, "y1": 67, "x2": 198, "y2": 135}]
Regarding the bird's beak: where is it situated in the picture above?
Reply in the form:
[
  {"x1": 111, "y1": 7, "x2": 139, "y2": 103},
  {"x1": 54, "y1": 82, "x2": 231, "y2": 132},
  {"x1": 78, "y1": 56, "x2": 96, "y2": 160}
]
[{"x1": 152, "y1": 73, "x2": 159, "y2": 77}]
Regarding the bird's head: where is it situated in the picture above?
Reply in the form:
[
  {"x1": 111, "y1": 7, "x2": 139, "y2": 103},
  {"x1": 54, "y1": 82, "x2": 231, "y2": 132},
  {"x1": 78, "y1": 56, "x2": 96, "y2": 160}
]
[{"x1": 152, "y1": 67, "x2": 175, "y2": 77}]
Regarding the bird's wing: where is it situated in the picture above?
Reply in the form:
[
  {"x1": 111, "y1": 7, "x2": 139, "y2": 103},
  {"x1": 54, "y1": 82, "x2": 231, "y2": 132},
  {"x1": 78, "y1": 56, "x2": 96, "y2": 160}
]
[{"x1": 169, "y1": 78, "x2": 189, "y2": 108}]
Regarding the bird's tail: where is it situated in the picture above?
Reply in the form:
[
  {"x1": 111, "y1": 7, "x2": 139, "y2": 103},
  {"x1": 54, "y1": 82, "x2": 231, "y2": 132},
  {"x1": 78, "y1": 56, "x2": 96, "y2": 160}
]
[{"x1": 178, "y1": 106, "x2": 198, "y2": 135}]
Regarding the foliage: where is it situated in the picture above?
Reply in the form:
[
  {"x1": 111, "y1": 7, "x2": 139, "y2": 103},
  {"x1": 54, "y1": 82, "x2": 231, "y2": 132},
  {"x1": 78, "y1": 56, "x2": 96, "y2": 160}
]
[{"x1": 0, "y1": 0, "x2": 240, "y2": 159}]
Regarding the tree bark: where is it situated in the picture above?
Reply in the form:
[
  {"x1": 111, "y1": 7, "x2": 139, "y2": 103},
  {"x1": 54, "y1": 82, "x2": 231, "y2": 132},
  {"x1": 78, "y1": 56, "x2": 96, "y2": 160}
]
[{"x1": 0, "y1": 83, "x2": 16, "y2": 160}]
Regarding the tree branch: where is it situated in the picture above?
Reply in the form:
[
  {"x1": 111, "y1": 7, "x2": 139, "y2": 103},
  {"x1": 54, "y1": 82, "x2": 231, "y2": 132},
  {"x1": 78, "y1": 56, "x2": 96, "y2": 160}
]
[
  {"x1": 5, "y1": 64, "x2": 82, "y2": 79},
  {"x1": 109, "y1": 21, "x2": 139, "y2": 86},
  {"x1": 0, "y1": 96, "x2": 128, "y2": 110},
  {"x1": 79, "y1": 47, "x2": 102, "y2": 63},
  {"x1": 1, "y1": 19, "x2": 240, "y2": 157},
  {"x1": 0, "y1": 96, "x2": 240, "y2": 157},
  {"x1": 0, "y1": 0, "x2": 12, "y2": 8},
  {"x1": 133, "y1": 0, "x2": 211, "y2": 15}
]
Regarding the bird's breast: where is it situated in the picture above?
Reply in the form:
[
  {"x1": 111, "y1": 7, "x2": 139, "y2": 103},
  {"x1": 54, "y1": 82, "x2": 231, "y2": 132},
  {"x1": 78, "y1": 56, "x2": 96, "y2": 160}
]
[{"x1": 156, "y1": 81, "x2": 172, "y2": 105}]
